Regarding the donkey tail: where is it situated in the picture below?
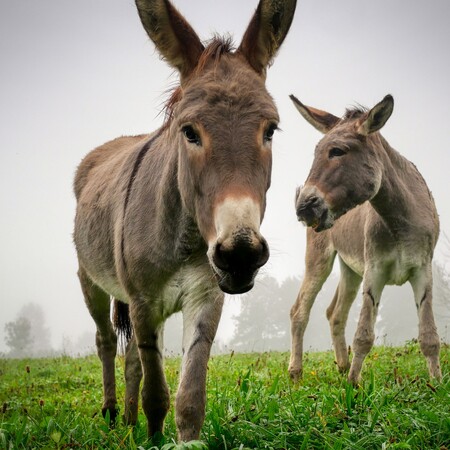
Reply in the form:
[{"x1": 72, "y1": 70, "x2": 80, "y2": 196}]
[{"x1": 112, "y1": 298, "x2": 133, "y2": 353}]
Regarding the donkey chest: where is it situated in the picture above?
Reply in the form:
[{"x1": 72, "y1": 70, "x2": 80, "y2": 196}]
[{"x1": 146, "y1": 262, "x2": 217, "y2": 322}]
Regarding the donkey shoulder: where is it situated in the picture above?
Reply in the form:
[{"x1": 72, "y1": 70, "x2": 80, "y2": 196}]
[{"x1": 74, "y1": 134, "x2": 149, "y2": 200}]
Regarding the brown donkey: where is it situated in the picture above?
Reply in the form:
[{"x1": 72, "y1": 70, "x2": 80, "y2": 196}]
[
  {"x1": 73, "y1": 0, "x2": 296, "y2": 441},
  {"x1": 289, "y1": 94, "x2": 442, "y2": 384}
]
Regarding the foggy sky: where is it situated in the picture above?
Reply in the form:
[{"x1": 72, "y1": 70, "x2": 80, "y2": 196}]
[{"x1": 1, "y1": 0, "x2": 449, "y2": 352}]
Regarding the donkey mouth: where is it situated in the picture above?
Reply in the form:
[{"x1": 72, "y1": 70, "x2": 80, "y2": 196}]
[
  {"x1": 312, "y1": 215, "x2": 329, "y2": 232},
  {"x1": 213, "y1": 268, "x2": 257, "y2": 295},
  {"x1": 300, "y1": 209, "x2": 332, "y2": 232}
]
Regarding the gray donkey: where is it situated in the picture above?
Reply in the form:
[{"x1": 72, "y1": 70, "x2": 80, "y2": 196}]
[
  {"x1": 73, "y1": 0, "x2": 296, "y2": 441},
  {"x1": 289, "y1": 94, "x2": 442, "y2": 384}
]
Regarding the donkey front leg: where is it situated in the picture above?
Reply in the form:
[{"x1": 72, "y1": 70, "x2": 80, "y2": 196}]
[
  {"x1": 410, "y1": 268, "x2": 442, "y2": 380},
  {"x1": 289, "y1": 239, "x2": 336, "y2": 382},
  {"x1": 327, "y1": 259, "x2": 362, "y2": 373},
  {"x1": 130, "y1": 299, "x2": 169, "y2": 437},
  {"x1": 348, "y1": 279, "x2": 383, "y2": 385},
  {"x1": 176, "y1": 293, "x2": 224, "y2": 442}
]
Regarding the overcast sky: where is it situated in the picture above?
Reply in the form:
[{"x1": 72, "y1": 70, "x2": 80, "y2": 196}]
[{"x1": 1, "y1": 0, "x2": 449, "y2": 352}]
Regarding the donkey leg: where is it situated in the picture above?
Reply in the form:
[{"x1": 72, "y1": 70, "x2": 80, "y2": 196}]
[
  {"x1": 78, "y1": 266, "x2": 118, "y2": 423},
  {"x1": 410, "y1": 268, "x2": 442, "y2": 380},
  {"x1": 328, "y1": 260, "x2": 362, "y2": 373},
  {"x1": 348, "y1": 278, "x2": 383, "y2": 385},
  {"x1": 289, "y1": 235, "x2": 336, "y2": 382},
  {"x1": 176, "y1": 292, "x2": 224, "y2": 442},
  {"x1": 130, "y1": 299, "x2": 169, "y2": 437},
  {"x1": 124, "y1": 335, "x2": 143, "y2": 425},
  {"x1": 289, "y1": 280, "x2": 324, "y2": 381}
]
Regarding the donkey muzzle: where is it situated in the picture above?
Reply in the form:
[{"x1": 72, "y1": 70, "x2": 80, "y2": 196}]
[
  {"x1": 296, "y1": 187, "x2": 333, "y2": 232},
  {"x1": 209, "y1": 230, "x2": 269, "y2": 294},
  {"x1": 208, "y1": 195, "x2": 268, "y2": 294}
]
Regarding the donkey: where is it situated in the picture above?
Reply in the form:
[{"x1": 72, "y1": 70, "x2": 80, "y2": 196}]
[
  {"x1": 288, "y1": 94, "x2": 442, "y2": 384},
  {"x1": 73, "y1": 0, "x2": 296, "y2": 441}
]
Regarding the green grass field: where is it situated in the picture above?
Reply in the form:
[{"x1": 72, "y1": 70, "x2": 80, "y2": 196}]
[{"x1": 1, "y1": 343, "x2": 449, "y2": 449}]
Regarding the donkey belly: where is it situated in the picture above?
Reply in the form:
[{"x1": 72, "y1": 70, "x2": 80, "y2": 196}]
[
  {"x1": 338, "y1": 253, "x2": 365, "y2": 277},
  {"x1": 75, "y1": 206, "x2": 129, "y2": 302}
]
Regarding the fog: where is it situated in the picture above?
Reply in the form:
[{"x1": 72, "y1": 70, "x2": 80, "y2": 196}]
[{"x1": 1, "y1": 0, "x2": 449, "y2": 355}]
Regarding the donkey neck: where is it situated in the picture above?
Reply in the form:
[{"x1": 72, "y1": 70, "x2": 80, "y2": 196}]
[{"x1": 369, "y1": 135, "x2": 433, "y2": 235}]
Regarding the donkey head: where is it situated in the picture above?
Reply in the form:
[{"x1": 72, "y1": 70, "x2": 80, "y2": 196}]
[
  {"x1": 136, "y1": 0, "x2": 296, "y2": 293},
  {"x1": 291, "y1": 94, "x2": 394, "y2": 231}
]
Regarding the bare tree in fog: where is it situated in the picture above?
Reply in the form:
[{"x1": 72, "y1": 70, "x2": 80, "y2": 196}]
[
  {"x1": 229, "y1": 261, "x2": 449, "y2": 354},
  {"x1": 3, "y1": 302, "x2": 52, "y2": 358},
  {"x1": 229, "y1": 275, "x2": 341, "y2": 352},
  {"x1": 4, "y1": 317, "x2": 32, "y2": 357},
  {"x1": 432, "y1": 263, "x2": 450, "y2": 341},
  {"x1": 432, "y1": 234, "x2": 450, "y2": 342},
  {"x1": 230, "y1": 276, "x2": 290, "y2": 352}
]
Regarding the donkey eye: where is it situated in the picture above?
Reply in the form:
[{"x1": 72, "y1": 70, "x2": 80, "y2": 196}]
[
  {"x1": 328, "y1": 147, "x2": 346, "y2": 159},
  {"x1": 263, "y1": 123, "x2": 278, "y2": 143},
  {"x1": 182, "y1": 125, "x2": 201, "y2": 146}
]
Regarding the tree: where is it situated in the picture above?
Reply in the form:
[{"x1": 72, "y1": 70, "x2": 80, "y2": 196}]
[
  {"x1": 432, "y1": 261, "x2": 450, "y2": 342},
  {"x1": 229, "y1": 274, "x2": 341, "y2": 353},
  {"x1": 20, "y1": 303, "x2": 52, "y2": 356},
  {"x1": 230, "y1": 275, "x2": 284, "y2": 352},
  {"x1": 4, "y1": 317, "x2": 32, "y2": 357},
  {"x1": 3, "y1": 302, "x2": 52, "y2": 358}
]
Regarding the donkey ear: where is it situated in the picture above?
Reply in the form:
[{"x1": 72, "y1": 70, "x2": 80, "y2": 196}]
[
  {"x1": 135, "y1": 0, "x2": 204, "y2": 80},
  {"x1": 357, "y1": 95, "x2": 394, "y2": 136},
  {"x1": 290, "y1": 94, "x2": 340, "y2": 134},
  {"x1": 238, "y1": 0, "x2": 297, "y2": 75}
]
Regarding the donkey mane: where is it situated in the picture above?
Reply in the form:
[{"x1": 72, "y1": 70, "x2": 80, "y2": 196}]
[
  {"x1": 343, "y1": 105, "x2": 368, "y2": 120},
  {"x1": 163, "y1": 36, "x2": 235, "y2": 125}
]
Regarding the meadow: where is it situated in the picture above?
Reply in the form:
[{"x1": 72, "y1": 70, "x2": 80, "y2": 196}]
[{"x1": 0, "y1": 342, "x2": 449, "y2": 449}]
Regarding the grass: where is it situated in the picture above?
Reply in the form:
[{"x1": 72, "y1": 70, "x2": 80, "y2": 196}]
[{"x1": 0, "y1": 342, "x2": 449, "y2": 449}]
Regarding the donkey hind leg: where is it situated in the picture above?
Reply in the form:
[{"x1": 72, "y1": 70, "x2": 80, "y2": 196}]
[
  {"x1": 410, "y1": 268, "x2": 442, "y2": 380},
  {"x1": 176, "y1": 291, "x2": 224, "y2": 442},
  {"x1": 327, "y1": 259, "x2": 362, "y2": 374},
  {"x1": 123, "y1": 335, "x2": 143, "y2": 425},
  {"x1": 78, "y1": 267, "x2": 118, "y2": 423},
  {"x1": 348, "y1": 277, "x2": 384, "y2": 385},
  {"x1": 289, "y1": 240, "x2": 336, "y2": 382}
]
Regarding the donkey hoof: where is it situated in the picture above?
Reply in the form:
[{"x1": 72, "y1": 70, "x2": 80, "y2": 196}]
[
  {"x1": 337, "y1": 363, "x2": 350, "y2": 374},
  {"x1": 288, "y1": 368, "x2": 303, "y2": 383},
  {"x1": 429, "y1": 366, "x2": 442, "y2": 382},
  {"x1": 347, "y1": 373, "x2": 360, "y2": 387},
  {"x1": 123, "y1": 413, "x2": 138, "y2": 426},
  {"x1": 102, "y1": 406, "x2": 118, "y2": 427}
]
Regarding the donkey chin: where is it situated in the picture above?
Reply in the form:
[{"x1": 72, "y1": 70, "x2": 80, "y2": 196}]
[{"x1": 207, "y1": 230, "x2": 270, "y2": 295}]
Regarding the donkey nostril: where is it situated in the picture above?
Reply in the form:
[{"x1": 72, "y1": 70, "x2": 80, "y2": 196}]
[
  {"x1": 213, "y1": 242, "x2": 230, "y2": 271},
  {"x1": 256, "y1": 238, "x2": 270, "y2": 268},
  {"x1": 212, "y1": 236, "x2": 269, "y2": 273},
  {"x1": 301, "y1": 196, "x2": 319, "y2": 210}
]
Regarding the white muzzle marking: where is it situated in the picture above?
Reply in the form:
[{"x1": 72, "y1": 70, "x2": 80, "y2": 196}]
[{"x1": 212, "y1": 196, "x2": 261, "y2": 245}]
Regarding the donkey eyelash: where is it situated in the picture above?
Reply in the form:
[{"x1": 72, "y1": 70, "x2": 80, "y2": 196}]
[
  {"x1": 181, "y1": 125, "x2": 202, "y2": 146},
  {"x1": 264, "y1": 123, "x2": 280, "y2": 142},
  {"x1": 328, "y1": 147, "x2": 347, "y2": 159}
]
